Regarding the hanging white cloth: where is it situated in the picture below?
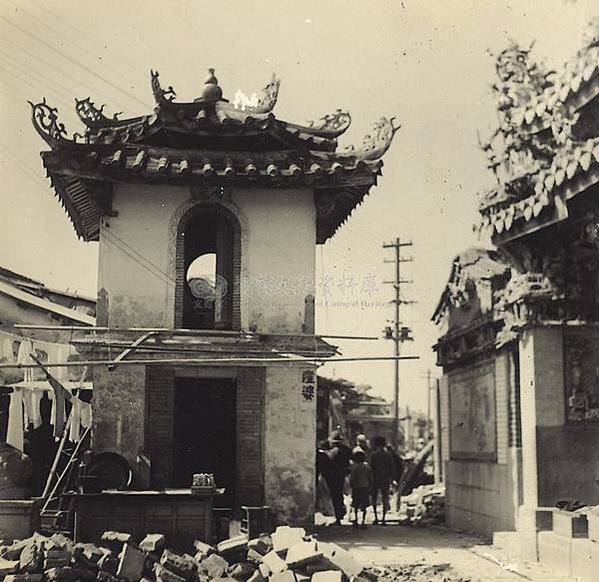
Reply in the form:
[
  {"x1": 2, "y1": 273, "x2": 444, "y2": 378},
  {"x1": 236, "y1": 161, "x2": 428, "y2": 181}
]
[
  {"x1": 69, "y1": 395, "x2": 82, "y2": 442},
  {"x1": 49, "y1": 343, "x2": 73, "y2": 382},
  {"x1": 22, "y1": 388, "x2": 34, "y2": 428},
  {"x1": 1, "y1": 336, "x2": 14, "y2": 362},
  {"x1": 16, "y1": 339, "x2": 35, "y2": 382},
  {"x1": 6, "y1": 388, "x2": 24, "y2": 451},
  {"x1": 29, "y1": 389, "x2": 44, "y2": 429},
  {"x1": 80, "y1": 401, "x2": 92, "y2": 430}
]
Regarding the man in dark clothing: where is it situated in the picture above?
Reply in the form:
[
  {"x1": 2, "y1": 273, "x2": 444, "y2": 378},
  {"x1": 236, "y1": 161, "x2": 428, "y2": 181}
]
[
  {"x1": 326, "y1": 430, "x2": 352, "y2": 525},
  {"x1": 369, "y1": 436, "x2": 394, "y2": 525},
  {"x1": 386, "y1": 444, "x2": 405, "y2": 513}
]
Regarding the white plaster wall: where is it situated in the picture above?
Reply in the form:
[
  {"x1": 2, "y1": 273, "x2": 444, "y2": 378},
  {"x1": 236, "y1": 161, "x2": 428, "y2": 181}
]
[
  {"x1": 98, "y1": 184, "x2": 316, "y2": 332},
  {"x1": 98, "y1": 183, "x2": 184, "y2": 328},
  {"x1": 264, "y1": 365, "x2": 316, "y2": 525},
  {"x1": 235, "y1": 188, "x2": 315, "y2": 334}
]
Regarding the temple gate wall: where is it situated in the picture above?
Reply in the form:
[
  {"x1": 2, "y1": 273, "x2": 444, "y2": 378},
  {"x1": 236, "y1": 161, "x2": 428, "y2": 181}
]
[{"x1": 440, "y1": 350, "x2": 519, "y2": 539}]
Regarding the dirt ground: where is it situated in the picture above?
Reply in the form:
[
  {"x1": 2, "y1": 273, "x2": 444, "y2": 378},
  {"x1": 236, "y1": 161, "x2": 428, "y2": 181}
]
[
  {"x1": 315, "y1": 522, "x2": 576, "y2": 582},
  {"x1": 367, "y1": 562, "x2": 469, "y2": 582}
]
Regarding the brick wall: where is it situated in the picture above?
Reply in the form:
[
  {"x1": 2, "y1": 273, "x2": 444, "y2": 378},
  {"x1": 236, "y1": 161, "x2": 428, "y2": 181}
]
[
  {"x1": 145, "y1": 366, "x2": 175, "y2": 487},
  {"x1": 236, "y1": 367, "x2": 265, "y2": 506}
]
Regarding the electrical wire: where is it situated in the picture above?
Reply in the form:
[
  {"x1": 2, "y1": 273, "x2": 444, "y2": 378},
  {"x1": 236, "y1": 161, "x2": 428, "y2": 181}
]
[{"x1": 0, "y1": 16, "x2": 147, "y2": 109}]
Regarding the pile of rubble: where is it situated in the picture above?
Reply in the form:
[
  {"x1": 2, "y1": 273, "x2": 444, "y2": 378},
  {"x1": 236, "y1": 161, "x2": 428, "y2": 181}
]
[
  {"x1": 0, "y1": 527, "x2": 371, "y2": 582},
  {"x1": 403, "y1": 483, "x2": 445, "y2": 525},
  {"x1": 370, "y1": 564, "x2": 469, "y2": 582}
]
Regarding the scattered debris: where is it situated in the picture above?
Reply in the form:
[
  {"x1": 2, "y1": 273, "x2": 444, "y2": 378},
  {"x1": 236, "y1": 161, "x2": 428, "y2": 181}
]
[
  {"x1": 367, "y1": 563, "x2": 469, "y2": 582},
  {"x1": 402, "y1": 483, "x2": 445, "y2": 525},
  {"x1": 0, "y1": 526, "x2": 376, "y2": 582}
]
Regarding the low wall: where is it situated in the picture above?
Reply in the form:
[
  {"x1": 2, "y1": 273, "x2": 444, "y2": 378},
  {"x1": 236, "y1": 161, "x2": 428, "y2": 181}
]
[{"x1": 446, "y1": 457, "x2": 517, "y2": 539}]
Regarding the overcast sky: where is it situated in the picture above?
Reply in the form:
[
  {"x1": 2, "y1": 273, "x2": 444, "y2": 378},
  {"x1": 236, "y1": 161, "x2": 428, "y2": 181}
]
[{"x1": 1, "y1": 0, "x2": 596, "y2": 414}]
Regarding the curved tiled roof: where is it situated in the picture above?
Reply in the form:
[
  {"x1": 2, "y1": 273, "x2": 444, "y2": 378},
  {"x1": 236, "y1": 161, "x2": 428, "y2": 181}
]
[
  {"x1": 30, "y1": 69, "x2": 400, "y2": 243},
  {"x1": 477, "y1": 20, "x2": 599, "y2": 238}
]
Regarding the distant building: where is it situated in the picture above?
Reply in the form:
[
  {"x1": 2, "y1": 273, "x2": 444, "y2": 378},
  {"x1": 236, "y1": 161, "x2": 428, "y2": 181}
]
[
  {"x1": 317, "y1": 375, "x2": 428, "y2": 451},
  {"x1": 0, "y1": 266, "x2": 95, "y2": 493}
]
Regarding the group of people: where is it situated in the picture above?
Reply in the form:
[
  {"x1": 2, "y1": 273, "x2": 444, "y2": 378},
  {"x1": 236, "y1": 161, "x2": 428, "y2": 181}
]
[{"x1": 316, "y1": 430, "x2": 404, "y2": 529}]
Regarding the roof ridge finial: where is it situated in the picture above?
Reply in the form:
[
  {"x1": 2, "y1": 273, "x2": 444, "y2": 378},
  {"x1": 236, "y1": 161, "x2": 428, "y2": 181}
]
[{"x1": 202, "y1": 67, "x2": 223, "y2": 102}]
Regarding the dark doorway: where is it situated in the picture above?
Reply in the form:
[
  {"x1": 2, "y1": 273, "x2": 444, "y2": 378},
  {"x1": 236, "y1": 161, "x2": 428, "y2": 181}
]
[{"x1": 173, "y1": 377, "x2": 237, "y2": 506}]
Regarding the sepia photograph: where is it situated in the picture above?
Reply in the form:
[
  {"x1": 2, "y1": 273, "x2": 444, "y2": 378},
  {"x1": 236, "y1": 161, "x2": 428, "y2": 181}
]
[{"x1": 0, "y1": 1, "x2": 598, "y2": 580}]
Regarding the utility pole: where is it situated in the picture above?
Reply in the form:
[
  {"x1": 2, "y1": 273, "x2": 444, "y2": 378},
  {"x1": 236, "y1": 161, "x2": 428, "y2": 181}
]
[
  {"x1": 426, "y1": 368, "x2": 432, "y2": 442},
  {"x1": 382, "y1": 237, "x2": 414, "y2": 449}
]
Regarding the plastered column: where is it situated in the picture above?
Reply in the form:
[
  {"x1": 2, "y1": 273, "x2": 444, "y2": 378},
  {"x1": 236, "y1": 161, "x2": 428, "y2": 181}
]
[
  {"x1": 518, "y1": 326, "x2": 564, "y2": 511},
  {"x1": 264, "y1": 365, "x2": 316, "y2": 525}
]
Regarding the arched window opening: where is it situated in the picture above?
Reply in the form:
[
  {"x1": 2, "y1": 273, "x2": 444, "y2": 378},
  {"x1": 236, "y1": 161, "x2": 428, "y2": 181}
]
[{"x1": 182, "y1": 210, "x2": 235, "y2": 330}]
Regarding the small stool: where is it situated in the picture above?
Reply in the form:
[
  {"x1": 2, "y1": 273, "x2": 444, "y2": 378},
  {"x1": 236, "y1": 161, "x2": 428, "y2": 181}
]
[{"x1": 240, "y1": 506, "x2": 272, "y2": 540}]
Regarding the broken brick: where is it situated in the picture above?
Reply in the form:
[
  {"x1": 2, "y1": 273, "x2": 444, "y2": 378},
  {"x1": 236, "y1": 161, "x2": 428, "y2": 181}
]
[
  {"x1": 269, "y1": 570, "x2": 296, "y2": 582},
  {"x1": 271, "y1": 528, "x2": 305, "y2": 553},
  {"x1": 261, "y1": 550, "x2": 287, "y2": 575},
  {"x1": 159, "y1": 550, "x2": 197, "y2": 581},
  {"x1": 246, "y1": 548, "x2": 264, "y2": 564},
  {"x1": 19, "y1": 540, "x2": 44, "y2": 573},
  {"x1": 193, "y1": 540, "x2": 215, "y2": 558},
  {"x1": 217, "y1": 535, "x2": 248, "y2": 563},
  {"x1": 247, "y1": 570, "x2": 266, "y2": 582},
  {"x1": 139, "y1": 534, "x2": 166, "y2": 554},
  {"x1": 4, "y1": 575, "x2": 43, "y2": 582},
  {"x1": 117, "y1": 544, "x2": 147, "y2": 581},
  {"x1": 100, "y1": 532, "x2": 132, "y2": 556},
  {"x1": 227, "y1": 561, "x2": 258, "y2": 581},
  {"x1": 155, "y1": 563, "x2": 186, "y2": 582},
  {"x1": 97, "y1": 553, "x2": 119, "y2": 576},
  {"x1": 311, "y1": 572, "x2": 342, "y2": 582},
  {"x1": 284, "y1": 541, "x2": 321, "y2": 568},
  {"x1": 0, "y1": 558, "x2": 20, "y2": 576},
  {"x1": 201, "y1": 554, "x2": 229, "y2": 579},
  {"x1": 44, "y1": 566, "x2": 94, "y2": 581},
  {"x1": 318, "y1": 544, "x2": 363, "y2": 578},
  {"x1": 247, "y1": 535, "x2": 273, "y2": 557}
]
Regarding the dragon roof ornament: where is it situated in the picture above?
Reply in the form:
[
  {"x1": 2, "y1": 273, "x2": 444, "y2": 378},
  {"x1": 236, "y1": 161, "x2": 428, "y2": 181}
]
[
  {"x1": 29, "y1": 99, "x2": 70, "y2": 146},
  {"x1": 233, "y1": 74, "x2": 281, "y2": 114},
  {"x1": 75, "y1": 97, "x2": 122, "y2": 128},
  {"x1": 151, "y1": 70, "x2": 177, "y2": 106},
  {"x1": 306, "y1": 110, "x2": 351, "y2": 138},
  {"x1": 341, "y1": 117, "x2": 400, "y2": 161}
]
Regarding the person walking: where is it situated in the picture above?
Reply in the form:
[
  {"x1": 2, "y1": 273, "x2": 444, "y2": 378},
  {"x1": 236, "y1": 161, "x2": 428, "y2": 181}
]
[
  {"x1": 352, "y1": 433, "x2": 370, "y2": 458},
  {"x1": 369, "y1": 436, "x2": 394, "y2": 525},
  {"x1": 327, "y1": 430, "x2": 352, "y2": 525},
  {"x1": 349, "y1": 449, "x2": 373, "y2": 530},
  {"x1": 386, "y1": 443, "x2": 405, "y2": 514}
]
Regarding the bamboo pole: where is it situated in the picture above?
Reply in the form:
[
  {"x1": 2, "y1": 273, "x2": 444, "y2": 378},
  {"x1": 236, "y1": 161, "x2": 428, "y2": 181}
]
[
  {"x1": 0, "y1": 355, "x2": 419, "y2": 369},
  {"x1": 7, "y1": 324, "x2": 380, "y2": 340}
]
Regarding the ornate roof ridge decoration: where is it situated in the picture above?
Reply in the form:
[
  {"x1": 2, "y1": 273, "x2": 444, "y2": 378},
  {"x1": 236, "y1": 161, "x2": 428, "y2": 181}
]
[
  {"x1": 432, "y1": 248, "x2": 510, "y2": 325},
  {"x1": 30, "y1": 68, "x2": 400, "y2": 243},
  {"x1": 304, "y1": 110, "x2": 351, "y2": 138},
  {"x1": 476, "y1": 21, "x2": 599, "y2": 238},
  {"x1": 151, "y1": 69, "x2": 177, "y2": 106},
  {"x1": 339, "y1": 117, "x2": 400, "y2": 161},
  {"x1": 75, "y1": 97, "x2": 122, "y2": 128},
  {"x1": 29, "y1": 99, "x2": 70, "y2": 146},
  {"x1": 233, "y1": 74, "x2": 281, "y2": 114}
]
